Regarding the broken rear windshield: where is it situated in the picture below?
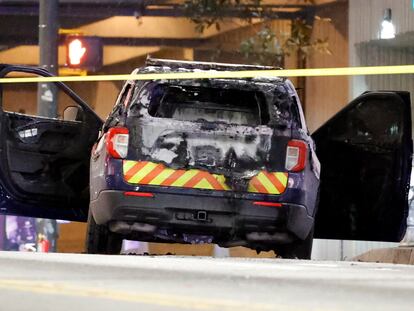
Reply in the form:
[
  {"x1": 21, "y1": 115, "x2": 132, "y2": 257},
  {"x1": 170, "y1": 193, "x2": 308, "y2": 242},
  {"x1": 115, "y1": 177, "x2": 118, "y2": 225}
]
[{"x1": 145, "y1": 84, "x2": 270, "y2": 126}]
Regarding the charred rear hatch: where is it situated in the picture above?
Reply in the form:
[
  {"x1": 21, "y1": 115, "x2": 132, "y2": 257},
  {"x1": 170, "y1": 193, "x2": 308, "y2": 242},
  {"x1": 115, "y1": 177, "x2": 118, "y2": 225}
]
[{"x1": 124, "y1": 78, "x2": 301, "y2": 195}]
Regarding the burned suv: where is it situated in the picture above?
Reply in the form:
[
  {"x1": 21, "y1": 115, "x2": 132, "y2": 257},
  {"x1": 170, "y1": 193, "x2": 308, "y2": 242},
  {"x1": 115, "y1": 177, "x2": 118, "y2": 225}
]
[
  {"x1": 87, "y1": 59, "x2": 320, "y2": 258},
  {"x1": 0, "y1": 62, "x2": 411, "y2": 259}
]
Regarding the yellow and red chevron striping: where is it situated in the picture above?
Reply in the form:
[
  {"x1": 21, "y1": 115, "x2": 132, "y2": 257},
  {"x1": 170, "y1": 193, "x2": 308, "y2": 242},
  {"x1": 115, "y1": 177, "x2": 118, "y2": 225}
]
[
  {"x1": 123, "y1": 161, "x2": 148, "y2": 182},
  {"x1": 160, "y1": 169, "x2": 186, "y2": 187},
  {"x1": 263, "y1": 172, "x2": 287, "y2": 194},
  {"x1": 122, "y1": 160, "x2": 288, "y2": 194},
  {"x1": 247, "y1": 172, "x2": 288, "y2": 194}
]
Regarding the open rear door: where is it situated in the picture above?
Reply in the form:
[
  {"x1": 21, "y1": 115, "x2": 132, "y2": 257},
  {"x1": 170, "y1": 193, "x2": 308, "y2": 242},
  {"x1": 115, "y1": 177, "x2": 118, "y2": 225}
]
[
  {"x1": 313, "y1": 91, "x2": 412, "y2": 242},
  {"x1": 0, "y1": 65, "x2": 103, "y2": 221}
]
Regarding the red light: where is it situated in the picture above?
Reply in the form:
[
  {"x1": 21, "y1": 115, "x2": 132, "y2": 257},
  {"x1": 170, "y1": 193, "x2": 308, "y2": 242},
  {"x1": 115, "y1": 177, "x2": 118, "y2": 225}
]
[
  {"x1": 285, "y1": 140, "x2": 307, "y2": 172},
  {"x1": 123, "y1": 191, "x2": 154, "y2": 198},
  {"x1": 253, "y1": 201, "x2": 282, "y2": 207},
  {"x1": 68, "y1": 39, "x2": 86, "y2": 66},
  {"x1": 65, "y1": 35, "x2": 103, "y2": 71},
  {"x1": 106, "y1": 127, "x2": 129, "y2": 159}
]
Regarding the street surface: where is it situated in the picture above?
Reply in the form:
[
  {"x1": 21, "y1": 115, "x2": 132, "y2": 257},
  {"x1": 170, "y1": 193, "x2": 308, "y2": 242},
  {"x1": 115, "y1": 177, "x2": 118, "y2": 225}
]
[{"x1": 0, "y1": 252, "x2": 413, "y2": 311}]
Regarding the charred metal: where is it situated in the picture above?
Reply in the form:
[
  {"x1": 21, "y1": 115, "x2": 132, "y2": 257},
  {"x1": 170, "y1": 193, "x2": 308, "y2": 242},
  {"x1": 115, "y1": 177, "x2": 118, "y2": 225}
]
[{"x1": 123, "y1": 71, "x2": 302, "y2": 192}]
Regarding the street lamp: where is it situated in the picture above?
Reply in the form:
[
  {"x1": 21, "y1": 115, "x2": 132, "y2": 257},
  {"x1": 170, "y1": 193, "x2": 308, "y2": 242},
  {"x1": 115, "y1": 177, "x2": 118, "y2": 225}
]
[{"x1": 380, "y1": 8, "x2": 396, "y2": 39}]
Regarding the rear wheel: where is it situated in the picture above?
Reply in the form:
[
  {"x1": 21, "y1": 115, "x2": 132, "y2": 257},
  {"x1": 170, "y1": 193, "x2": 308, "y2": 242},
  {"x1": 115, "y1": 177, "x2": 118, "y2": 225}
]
[
  {"x1": 85, "y1": 208, "x2": 123, "y2": 255},
  {"x1": 275, "y1": 228, "x2": 314, "y2": 259}
]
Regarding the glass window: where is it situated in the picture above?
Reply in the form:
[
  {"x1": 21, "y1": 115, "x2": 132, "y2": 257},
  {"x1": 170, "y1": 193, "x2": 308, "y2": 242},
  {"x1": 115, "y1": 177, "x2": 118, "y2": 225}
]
[{"x1": 146, "y1": 84, "x2": 269, "y2": 126}]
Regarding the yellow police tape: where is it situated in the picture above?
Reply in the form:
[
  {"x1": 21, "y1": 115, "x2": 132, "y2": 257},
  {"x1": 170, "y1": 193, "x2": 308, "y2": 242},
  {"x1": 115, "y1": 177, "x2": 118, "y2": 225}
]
[{"x1": 0, "y1": 65, "x2": 414, "y2": 84}]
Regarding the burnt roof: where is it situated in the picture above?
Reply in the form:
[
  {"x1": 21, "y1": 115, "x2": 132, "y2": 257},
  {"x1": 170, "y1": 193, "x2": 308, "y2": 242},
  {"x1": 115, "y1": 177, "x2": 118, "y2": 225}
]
[{"x1": 144, "y1": 58, "x2": 282, "y2": 72}]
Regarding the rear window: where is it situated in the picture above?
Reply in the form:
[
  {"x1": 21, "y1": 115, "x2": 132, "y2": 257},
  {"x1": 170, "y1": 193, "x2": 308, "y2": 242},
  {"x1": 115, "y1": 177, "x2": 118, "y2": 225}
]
[{"x1": 146, "y1": 84, "x2": 269, "y2": 126}]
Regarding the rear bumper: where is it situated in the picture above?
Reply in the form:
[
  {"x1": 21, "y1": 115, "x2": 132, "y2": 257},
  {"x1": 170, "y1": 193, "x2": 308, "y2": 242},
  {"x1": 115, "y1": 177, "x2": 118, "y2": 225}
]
[{"x1": 90, "y1": 190, "x2": 314, "y2": 244}]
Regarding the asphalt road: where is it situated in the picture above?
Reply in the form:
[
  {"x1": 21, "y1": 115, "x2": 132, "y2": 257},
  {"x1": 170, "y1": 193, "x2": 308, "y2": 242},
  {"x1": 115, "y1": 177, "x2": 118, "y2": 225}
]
[{"x1": 0, "y1": 252, "x2": 413, "y2": 311}]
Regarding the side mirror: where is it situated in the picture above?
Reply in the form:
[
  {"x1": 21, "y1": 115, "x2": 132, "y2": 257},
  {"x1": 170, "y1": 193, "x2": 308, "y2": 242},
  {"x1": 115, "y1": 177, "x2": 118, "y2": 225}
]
[{"x1": 63, "y1": 106, "x2": 82, "y2": 121}]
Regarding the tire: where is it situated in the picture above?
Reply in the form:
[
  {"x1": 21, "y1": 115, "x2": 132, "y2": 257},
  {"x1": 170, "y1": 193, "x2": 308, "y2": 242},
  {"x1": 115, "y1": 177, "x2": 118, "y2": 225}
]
[
  {"x1": 275, "y1": 228, "x2": 314, "y2": 260},
  {"x1": 85, "y1": 208, "x2": 123, "y2": 255}
]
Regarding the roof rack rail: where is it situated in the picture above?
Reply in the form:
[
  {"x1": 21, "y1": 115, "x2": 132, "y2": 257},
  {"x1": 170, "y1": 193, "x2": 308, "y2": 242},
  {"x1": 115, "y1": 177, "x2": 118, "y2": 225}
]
[{"x1": 145, "y1": 58, "x2": 282, "y2": 71}]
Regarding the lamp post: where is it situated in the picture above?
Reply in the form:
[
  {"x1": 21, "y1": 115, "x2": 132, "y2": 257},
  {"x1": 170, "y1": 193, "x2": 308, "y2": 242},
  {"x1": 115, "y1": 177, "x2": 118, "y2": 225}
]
[
  {"x1": 380, "y1": 8, "x2": 396, "y2": 40},
  {"x1": 36, "y1": 0, "x2": 59, "y2": 252}
]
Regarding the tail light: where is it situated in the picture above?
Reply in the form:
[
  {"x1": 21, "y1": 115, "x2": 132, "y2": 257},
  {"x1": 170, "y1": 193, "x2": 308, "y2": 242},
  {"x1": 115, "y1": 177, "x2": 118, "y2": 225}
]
[
  {"x1": 253, "y1": 201, "x2": 282, "y2": 207},
  {"x1": 285, "y1": 140, "x2": 307, "y2": 172},
  {"x1": 106, "y1": 127, "x2": 129, "y2": 159},
  {"x1": 124, "y1": 191, "x2": 154, "y2": 198}
]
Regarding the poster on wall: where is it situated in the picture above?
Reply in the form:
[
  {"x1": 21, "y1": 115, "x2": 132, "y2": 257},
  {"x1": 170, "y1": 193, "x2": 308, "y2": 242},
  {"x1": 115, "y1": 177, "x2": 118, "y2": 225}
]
[
  {"x1": 0, "y1": 216, "x2": 56, "y2": 252},
  {"x1": 4, "y1": 216, "x2": 37, "y2": 251}
]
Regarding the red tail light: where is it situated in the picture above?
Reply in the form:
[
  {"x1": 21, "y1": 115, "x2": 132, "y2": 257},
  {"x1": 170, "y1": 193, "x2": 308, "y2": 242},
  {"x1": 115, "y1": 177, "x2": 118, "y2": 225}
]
[
  {"x1": 253, "y1": 201, "x2": 282, "y2": 207},
  {"x1": 285, "y1": 140, "x2": 307, "y2": 172},
  {"x1": 106, "y1": 127, "x2": 129, "y2": 159},
  {"x1": 124, "y1": 191, "x2": 154, "y2": 198}
]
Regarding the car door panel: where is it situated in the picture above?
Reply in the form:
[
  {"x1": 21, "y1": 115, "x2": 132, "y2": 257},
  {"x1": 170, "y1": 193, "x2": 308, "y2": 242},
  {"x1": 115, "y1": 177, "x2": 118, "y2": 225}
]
[
  {"x1": 0, "y1": 65, "x2": 103, "y2": 221},
  {"x1": 313, "y1": 91, "x2": 412, "y2": 242}
]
